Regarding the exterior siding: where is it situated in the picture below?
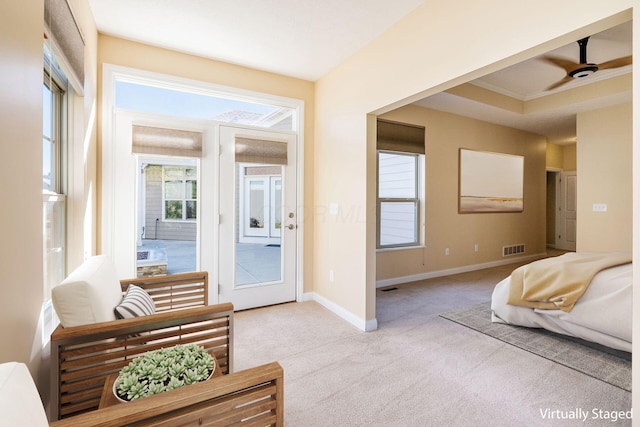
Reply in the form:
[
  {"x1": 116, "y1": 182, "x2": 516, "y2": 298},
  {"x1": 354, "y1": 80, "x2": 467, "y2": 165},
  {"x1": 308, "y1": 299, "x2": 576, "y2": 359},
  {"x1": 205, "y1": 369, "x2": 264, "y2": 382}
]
[{"x1": 144, "y1": 165, "x2": 197, "y2": 241}]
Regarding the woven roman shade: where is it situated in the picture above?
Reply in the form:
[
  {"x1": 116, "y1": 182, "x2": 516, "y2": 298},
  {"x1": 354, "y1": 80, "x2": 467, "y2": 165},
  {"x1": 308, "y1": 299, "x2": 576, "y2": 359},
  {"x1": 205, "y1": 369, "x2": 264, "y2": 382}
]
[
  {"x1": 44, "y1": 0, "x2": 85, "y2": 86},
  {"x1": 235, "y1": 137, "x2": 288, "y2": 165},
  {"x1": 377, "y1": 119, "x2": 425, "y2": 154},
  {"x1": 132, "y1": 125, "x2": 203, "y2": 157}
]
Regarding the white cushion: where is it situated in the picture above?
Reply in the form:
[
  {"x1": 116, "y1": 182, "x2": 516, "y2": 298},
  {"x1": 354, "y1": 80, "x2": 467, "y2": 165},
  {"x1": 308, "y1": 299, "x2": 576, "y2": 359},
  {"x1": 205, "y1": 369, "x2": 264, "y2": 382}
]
[
  {"x1": 114, "y1": 284, "x2": 156, "y2": 319},
  {"x1": 0, "y1": 362, "x2": 49, "y2": 427},
  {"x1": 51, "y1": 255, "x2": 123, "y2": 327}
]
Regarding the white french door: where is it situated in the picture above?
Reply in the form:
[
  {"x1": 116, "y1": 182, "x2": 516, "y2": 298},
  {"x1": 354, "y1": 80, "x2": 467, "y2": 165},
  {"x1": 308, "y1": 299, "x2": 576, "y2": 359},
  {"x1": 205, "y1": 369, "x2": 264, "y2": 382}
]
[{"x1": 218, "y1": 126, "x2": 297, "y2": 310}]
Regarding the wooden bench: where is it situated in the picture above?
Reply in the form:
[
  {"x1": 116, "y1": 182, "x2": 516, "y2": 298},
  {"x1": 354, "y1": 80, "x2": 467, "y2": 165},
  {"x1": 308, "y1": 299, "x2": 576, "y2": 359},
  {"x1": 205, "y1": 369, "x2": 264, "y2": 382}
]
[
  {"x1": 50, "y1": 362, "x2": 284, "y2": 427},
  {"x1": 50, "y1": 272, "x2": 234, "y2": 420}
]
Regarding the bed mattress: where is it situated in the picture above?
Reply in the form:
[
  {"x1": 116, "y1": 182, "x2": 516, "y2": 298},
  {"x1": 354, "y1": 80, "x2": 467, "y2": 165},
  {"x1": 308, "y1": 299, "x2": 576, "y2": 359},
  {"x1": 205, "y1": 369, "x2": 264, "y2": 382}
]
[{"x1": 491, "y1": 262, "x2": 632, "y2": 352}]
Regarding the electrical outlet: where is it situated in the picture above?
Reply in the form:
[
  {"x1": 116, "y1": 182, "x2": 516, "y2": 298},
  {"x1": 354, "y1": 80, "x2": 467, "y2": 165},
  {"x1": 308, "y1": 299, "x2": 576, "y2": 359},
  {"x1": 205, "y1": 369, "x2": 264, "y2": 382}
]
[
  {"x1": 329, "y1": 270, "x2": 334, "y2": 282},
  {"x1": 592, "y1": 203, "x2": 607, "y2": 212},
  {"x1": 474, "y1": 244, "x2": 478, "y2": 252},
  {"x1": 445, "y1": 248, "x2": 450, "y2": 256}
]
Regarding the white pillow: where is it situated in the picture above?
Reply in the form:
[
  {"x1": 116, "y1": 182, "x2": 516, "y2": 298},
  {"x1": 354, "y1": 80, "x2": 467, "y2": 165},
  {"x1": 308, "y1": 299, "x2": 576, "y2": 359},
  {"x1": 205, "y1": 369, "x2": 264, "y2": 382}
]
[
  {"x1": 51, "y1": 255, "x2": 123, "y2": 327},
  {"x1": 0, "y1": 363, "x2": 49, "y2": 427},
  {"x1": 114, "y1": 284, "x2": 156, "y2": 319}
]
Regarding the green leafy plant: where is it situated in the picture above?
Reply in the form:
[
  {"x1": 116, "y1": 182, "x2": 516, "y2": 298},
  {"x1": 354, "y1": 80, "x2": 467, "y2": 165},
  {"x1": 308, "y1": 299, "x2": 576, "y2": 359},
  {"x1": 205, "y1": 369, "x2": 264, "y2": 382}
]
[{"x1": 115, "y1": 344, "x2": 215, "y2": 401}]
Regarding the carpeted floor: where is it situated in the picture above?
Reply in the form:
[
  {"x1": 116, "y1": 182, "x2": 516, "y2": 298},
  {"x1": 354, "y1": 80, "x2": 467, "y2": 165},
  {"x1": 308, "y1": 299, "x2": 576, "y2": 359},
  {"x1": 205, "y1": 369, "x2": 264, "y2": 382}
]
[
  {"x1": 440, "y1": 301, "x2": 631, "y2": 391},
  {"x1": 233, "y1": 260, "x2": 632, "y2": 426}
]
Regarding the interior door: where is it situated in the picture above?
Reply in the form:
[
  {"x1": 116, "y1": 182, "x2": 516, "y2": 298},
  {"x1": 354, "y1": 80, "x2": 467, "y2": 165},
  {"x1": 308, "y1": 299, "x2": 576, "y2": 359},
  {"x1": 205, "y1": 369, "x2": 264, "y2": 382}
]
[
  {"x1": 218, "y1": 125, "x2": 297, "y2": 310},
  {"x1": 556, "y1": 171, "x2": 577, "y2": 251}
]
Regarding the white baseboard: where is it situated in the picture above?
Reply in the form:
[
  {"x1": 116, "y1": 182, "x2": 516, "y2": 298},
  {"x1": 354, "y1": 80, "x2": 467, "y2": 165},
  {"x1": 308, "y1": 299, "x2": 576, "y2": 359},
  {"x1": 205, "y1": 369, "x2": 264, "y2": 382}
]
[
  {"x1": 300, "y1": 253, "x2": 545, "y2": 330},
  {"x1": 376, "y1": 252, "x2": 546, "y2": 288},
  {"x1": 302, "y1": 292, "x2": 378, "y2": 332}
]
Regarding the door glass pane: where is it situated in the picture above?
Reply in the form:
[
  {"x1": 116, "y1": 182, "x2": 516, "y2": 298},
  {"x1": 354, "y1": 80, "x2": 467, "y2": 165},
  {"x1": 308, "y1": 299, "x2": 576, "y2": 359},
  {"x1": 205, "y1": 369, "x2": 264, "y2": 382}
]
[
  {"x1": 272, "y1": 179, "x2": 282, "y2": 236},
  {"x1": 137, "y1": 159, "x2": 198, "y2": 277},
  {"x1": 236, "y1": 164, "x2": 283, "y2": 287},
  {"x1": 249, "y1": 181, "x2": 265, "y2": 229}
]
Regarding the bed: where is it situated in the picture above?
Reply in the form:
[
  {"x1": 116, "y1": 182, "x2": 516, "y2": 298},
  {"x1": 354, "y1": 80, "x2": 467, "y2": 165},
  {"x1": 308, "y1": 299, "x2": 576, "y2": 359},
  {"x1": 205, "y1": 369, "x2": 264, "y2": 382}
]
[{"x1": 491, "y1": 252, "x2": 632, "y2": 352}]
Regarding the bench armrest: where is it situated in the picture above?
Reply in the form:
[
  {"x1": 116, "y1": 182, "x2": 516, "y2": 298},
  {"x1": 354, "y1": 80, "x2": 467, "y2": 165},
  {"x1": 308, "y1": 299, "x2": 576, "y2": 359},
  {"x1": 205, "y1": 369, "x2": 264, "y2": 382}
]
[
  {"x1": 120, "y1": 271, "x2": 209, "y2": 311},
  {"x1": 50, "y1": 301, "x2": 233, "y2": 420},
  {"x1": 49, "y1": 362, "x2": 283, "y2": 427}
]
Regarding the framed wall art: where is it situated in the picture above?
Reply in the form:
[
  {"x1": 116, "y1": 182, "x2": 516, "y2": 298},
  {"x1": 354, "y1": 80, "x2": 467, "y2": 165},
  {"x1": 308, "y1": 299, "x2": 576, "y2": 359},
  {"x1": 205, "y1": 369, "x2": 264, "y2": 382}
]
[{"x1": 459, "y1": 148, "x2": 524, "y2": 213}]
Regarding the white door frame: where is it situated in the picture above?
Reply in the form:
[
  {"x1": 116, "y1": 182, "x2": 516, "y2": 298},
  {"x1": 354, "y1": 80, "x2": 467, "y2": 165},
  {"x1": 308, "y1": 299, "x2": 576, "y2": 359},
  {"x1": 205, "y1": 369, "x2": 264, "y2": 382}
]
[
  {"x1": 101, "y1": 63, "x2": 305, "y2": 305},
  {"x1": 218, "y1": 125, "x2": 298, "y2": 310},
  {"x1": 107, "y1": 109, "x2": 214, "y2": 279}
]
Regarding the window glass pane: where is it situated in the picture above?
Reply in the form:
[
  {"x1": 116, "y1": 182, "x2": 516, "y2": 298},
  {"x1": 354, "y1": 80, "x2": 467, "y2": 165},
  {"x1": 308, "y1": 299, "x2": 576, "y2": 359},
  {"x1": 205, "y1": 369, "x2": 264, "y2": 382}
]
[
  {"x1": 165, "y1": 200, "x2": 183, "y2": 219},
  {"x1": 43, "y1": 138, "x2": 54, "y2": 191},
  {"x1": 164, "y1": 180, "x2": 183, "y2": 199},
  {"x1": 116, "y1": 80, "x2": 296, "y2": 131},
  {"x1": 164, "y1": 167, "x2": 183, "y2": 179},
  {"x1": 43, "y1": 198, "x2": 66, "y2": 299},
  {"x1": 43, "y1": 84, "x2": 52, "y2": 139},
  {"x1": 185, "y1": 168, "x2": 197, "y2": 179},
  {"x1": 186, "y1": 180, "x2": 197, "y2": 199},
  {"x1": 378, "y1": 152, "x2": 416, "y2": 198},
  {"x1": 186, "y1": 200, "x2": 197, "y2": 220},
  {"x1": 380, "y1": 201, "x2": 417, "y2": 246}
]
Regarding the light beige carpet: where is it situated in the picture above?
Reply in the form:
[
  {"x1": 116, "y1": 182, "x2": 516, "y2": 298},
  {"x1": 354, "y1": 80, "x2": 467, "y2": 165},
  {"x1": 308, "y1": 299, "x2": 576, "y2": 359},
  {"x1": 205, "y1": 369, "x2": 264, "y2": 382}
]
[
  {"x1": 234, "y1": 262, "x2": 632, "y2": 426},
  {"x1": 440, "y1": 301, "x2": 631, "y2": 391}
]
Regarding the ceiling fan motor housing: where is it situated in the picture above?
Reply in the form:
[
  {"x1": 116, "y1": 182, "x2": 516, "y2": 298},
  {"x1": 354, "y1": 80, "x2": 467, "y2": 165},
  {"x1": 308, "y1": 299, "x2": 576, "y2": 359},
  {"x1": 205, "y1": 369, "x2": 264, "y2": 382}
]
[{"x1": 570, "y1": 64, "x2": 598, "y2": 78}]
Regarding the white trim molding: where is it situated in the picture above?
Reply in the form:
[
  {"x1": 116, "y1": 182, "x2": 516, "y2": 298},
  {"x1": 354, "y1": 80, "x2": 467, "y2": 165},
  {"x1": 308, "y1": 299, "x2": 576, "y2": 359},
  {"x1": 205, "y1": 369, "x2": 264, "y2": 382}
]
[
  {"x1": 376, "y1": 252, "x2": 547, "y2": 288},
  {"x1": 303, "y1": 292, "x2": 378, "y2": 332}
]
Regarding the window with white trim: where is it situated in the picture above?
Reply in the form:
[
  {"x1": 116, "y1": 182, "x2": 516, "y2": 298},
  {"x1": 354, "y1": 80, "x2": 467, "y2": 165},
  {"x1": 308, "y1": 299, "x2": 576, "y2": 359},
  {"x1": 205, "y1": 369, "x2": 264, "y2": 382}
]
[
  {"x1": 43, "y1": 43, "x2": 67, "y2": 301},
  {"x1": 377, "y1": 151, "x2": 421, "y2": 248},
  {"x1": 376, "y1": 119, "x2": 425, "y2": 249},
  {"x1": 163, "y1": 166, "x2": 198, "y2": 221}
]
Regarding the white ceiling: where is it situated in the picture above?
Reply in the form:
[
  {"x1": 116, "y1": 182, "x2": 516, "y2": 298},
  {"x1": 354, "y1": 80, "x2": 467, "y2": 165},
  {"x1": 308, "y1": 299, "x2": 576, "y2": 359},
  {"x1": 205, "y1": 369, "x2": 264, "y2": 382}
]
[
  {"x1": 88, "y1": 0, "x2": 425, "y2": 81},
  {"x1": 88, "y1": 2, "x2": 632, "y2": 143},
  {"x1": 416, "y1": 21, "x2": 632, "y2": 143}
]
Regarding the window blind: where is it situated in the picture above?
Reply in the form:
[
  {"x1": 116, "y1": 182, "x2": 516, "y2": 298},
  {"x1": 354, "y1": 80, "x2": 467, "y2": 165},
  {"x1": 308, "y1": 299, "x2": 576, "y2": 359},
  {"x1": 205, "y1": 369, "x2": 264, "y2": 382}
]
[
  {"x1": 377, "y1": 119, "x2": 425, "y2": 154},
  {"x1": 235, "y1": 137, "x2": 288, "y2": 165},
  {"x1": 132, "y1": 125, "x2": 203, "y2": 158},
  {"x1": 44, "y1": 0, "x2": 85, "y2": 86}
]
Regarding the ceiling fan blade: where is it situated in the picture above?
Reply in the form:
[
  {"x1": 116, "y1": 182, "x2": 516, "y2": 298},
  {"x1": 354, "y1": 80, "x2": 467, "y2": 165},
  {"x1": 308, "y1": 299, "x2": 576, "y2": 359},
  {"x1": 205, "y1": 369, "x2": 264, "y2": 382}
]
[
  {"x1": 542, "y1": 56, "x2": 579, "y2": 73},
  {"x1": 598, "y1": 55, "x2": 632, "y2": 71},
  {"x1": 545, "y1": 75, "x2": 574, "y2": 91}
]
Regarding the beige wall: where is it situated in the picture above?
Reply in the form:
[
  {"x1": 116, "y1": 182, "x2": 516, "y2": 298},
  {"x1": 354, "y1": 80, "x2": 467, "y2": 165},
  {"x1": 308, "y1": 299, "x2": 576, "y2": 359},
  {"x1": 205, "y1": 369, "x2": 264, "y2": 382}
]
[
  {"x1": 376, "y1": 106, "x2": 546, "y2": 281},
  {"x1": 577, "y1": 103, "x2": 632, "y2": 252},
  {"x1": 0, "y1": 0, "x2": 45, "y2": 375},
  {"x1": 97, "y1": 35, "x2": 315, "y2": 293},
  {"x1": 2, "y1": 0, "x2": 638, "y2": 411},
  {"x1": 563, "y1": 144, "x2": 577, "y2": 171},
  {"x1": 0, "y1": 0, "x2": 99, "y2": 406},
  {"x1": 547, "y1": 143, "x2": 577, "y2": 171},
  {"x1": 314, "y1": 1, "x2": 634, "y2": 326}
]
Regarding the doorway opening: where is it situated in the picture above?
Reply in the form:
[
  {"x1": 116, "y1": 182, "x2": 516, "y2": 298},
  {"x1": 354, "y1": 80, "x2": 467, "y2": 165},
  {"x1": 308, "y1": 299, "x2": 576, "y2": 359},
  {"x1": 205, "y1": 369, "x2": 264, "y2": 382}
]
[
  {"x1": 104, "y1": 65, "x2": 304, "y2": 309},
  {"x1": 546, "y1": 170, "x2": 577, "y2": 252}
]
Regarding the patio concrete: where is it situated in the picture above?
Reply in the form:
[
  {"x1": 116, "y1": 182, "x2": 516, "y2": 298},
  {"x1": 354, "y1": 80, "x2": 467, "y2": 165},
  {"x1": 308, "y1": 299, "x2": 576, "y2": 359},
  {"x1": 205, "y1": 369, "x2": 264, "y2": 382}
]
[{"x1": 138, "y1": 239, "x2": 281, "y2": 283}]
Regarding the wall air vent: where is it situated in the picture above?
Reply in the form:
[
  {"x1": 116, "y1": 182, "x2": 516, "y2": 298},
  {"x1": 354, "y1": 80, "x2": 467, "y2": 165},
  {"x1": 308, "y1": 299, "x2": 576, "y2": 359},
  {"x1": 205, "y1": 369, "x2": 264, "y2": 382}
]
[{"x1": 503, "y1": 244, "x2": 525, "y2": 257}]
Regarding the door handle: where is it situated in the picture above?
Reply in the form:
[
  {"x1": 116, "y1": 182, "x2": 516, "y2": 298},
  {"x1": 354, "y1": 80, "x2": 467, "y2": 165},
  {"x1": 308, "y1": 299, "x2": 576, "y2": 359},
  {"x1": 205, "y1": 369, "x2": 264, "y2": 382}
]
[{"x1": 286, "y1": 224, "x2": 296, "y2": 230}]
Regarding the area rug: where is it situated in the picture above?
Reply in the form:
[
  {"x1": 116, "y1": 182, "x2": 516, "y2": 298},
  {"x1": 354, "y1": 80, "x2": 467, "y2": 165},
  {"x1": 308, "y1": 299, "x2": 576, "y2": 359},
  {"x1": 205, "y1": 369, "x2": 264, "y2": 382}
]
[{"x1": 440, "y1": 302, "x2": 631, "y2": 392}]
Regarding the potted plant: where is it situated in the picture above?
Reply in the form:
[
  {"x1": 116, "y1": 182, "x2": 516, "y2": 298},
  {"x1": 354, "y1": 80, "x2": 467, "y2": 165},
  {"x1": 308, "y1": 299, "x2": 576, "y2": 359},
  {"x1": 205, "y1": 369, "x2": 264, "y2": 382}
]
[{"x1": 114, "y1": 344, "x2": 215, "y2": 402}]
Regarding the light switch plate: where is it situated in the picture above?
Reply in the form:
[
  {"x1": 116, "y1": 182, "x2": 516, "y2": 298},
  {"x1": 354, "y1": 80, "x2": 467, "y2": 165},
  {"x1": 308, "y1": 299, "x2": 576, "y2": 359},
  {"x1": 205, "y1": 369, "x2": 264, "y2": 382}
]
[{"x1": 592, "y1": 203, "x2": 607, "y2": 212}]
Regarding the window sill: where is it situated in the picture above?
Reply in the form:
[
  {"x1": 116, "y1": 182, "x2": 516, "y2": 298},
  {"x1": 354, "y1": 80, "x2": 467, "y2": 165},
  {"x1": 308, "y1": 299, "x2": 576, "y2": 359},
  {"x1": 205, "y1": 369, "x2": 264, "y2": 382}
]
[{"x1": 377, "y1": 245, "x2": 424, "y2": 253}]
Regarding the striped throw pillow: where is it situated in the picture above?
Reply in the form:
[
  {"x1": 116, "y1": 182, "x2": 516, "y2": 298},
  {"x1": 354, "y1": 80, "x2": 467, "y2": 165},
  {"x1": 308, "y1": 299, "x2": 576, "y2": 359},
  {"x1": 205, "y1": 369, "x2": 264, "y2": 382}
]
[{"x1": 114, "y1": 284, "x2": 156, "y2": 319}]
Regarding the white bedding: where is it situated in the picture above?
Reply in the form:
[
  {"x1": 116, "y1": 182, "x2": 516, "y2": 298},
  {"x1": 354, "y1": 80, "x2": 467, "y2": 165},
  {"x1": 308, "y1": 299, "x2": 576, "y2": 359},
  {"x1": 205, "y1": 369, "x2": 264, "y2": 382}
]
[{"x1": 491, "y1": 262, "x2": 632, "y2": 352}]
